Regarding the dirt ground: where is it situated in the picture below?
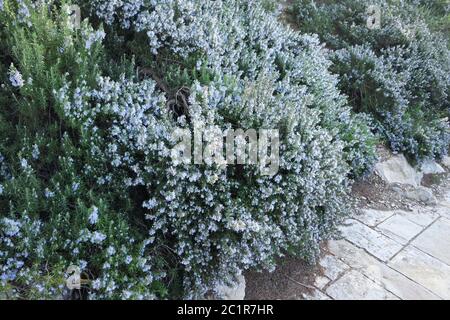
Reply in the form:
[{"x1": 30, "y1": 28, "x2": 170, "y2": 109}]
[{"x1": 244, "y1": 253, "x2": 322, "y2": 300}]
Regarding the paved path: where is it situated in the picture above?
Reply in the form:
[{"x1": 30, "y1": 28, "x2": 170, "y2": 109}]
[{"x1": 305, "y1": 188, "x2": 450, "y2": 300}]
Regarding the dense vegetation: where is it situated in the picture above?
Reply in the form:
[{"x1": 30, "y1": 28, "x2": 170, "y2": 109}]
[
  {"x1": 291, "y1": 0, "x2": 450, "y2": 162},
  {"x1": 0, "y1": 0, "x2": 448, "y2": 299}
]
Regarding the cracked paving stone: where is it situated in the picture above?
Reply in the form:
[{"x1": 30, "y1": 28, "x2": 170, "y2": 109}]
[
  {"x1": 395, "y1": 209, "x2": 438, "y2": 228},
  {"x1": 339, "y1": 219, "x2": 403, "y2": 261},
  {"x1": 388, "y1": 245, "x2": 450, "y2": 299},
  {"x1": 376, "y1": 214, "x2": 423, "y2": 245},
  {"x1": 314, "y1": 276, "x2": 331, "y2": 290},
  {"x1": 325, "y1": 269, "x2": 399, "y2": 300},
  {"x1": 411, "y1": 217, "x2": 450, "y2": 265},
  {"x1": 354, "y1": 208, "x2": 395, "y2": 227},
  {"x1": 328, "y1": 240, "x2": 439, "y2": 300},
  {"x1": 319, "y1": 254, "x2": 350, "y2": 280}
]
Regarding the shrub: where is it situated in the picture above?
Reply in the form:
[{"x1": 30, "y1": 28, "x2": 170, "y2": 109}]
[
  {"x1": 0, "y1": 0, "x2": 166, "y2": 299},
  {"x1": 86, "y1": 0, "x2": 378, "y2": 176},
  {"x1": 290, "y1": 0, "x2": 450, "y2": 162},
  {"x1": 1, "y1": 0, "x2": 376, "y2": 299},
  {"x1": 57, "y1": 70, "x2": 357, "y2": 296},
  {"x1": 410, "y1": 0, "x2": 450, "y2": 38}
]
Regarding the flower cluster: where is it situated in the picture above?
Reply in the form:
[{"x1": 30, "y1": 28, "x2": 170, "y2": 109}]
[
  {"x1": 84, "y1": 29, "x2": 106, "y2": 50},
  {"x1": 8, "y1": 63, "x2": 24, "y2": 88}
]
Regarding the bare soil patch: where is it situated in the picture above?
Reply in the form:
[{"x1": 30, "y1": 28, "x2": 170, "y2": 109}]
[
  {"x1": 244, "y1": 250, "x2": 325, "y2": 300},
  {"x1": 351, "y1": 174, "x2": 412, "y2": 211}
]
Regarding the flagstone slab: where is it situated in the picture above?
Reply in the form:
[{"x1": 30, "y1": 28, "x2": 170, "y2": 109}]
[
  {"x1": 301, "y1": 289, "x2": 331, "y2": 300},
  {"x1": 305, "y1": 170, "x2": 450, "y2": 300},
  {"x1": 376, "y1": 214, "x2": 423, "y2": 245},
  {"x1": 319, "y1": 254, "x2": 350, "y2": 280},
  {"x1": 354, "y1": 209, "x2": 395, "y2": 227},
  {"x1": 396, "y1": 209, "x2": 439, "y2": 227},
  {"x1": 411, "y1": 218, "x2": 450, "y2": 265},
  {"x1": 339, "y1": 219, "x2": 403, "y2": 261},
  {"x1": 434, "y1": 205, "x2": 450, "y2": 219},
  {"x1": 325, "y1": 269, "x2": 399, "y2": 300},
  {"x1": 314, "y1": 276, "x2": 331, "y2": 290},
  {"x1": 388, "y1": 246, "x2": 450, "y2": 299},
  {"x1": 328, "y1": 240, "x2": 439, "y2": 300}
]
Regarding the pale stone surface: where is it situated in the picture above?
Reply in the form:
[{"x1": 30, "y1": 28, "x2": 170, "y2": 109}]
[
  {"x1": 420, "y1": 159, "x2": 446, "y2": 174},
  {"x1": 319, "y1": 255, "x2": 350, "y2": 280},
  {"x1": 325, "y1": 270, "x2": 398, "y2": 300},
  {"x1": 396, "y1": 208, "x2": 439, "y2": 227},
  {"x1": 314, "y1": 276, "x2": 331, "y2": 290},
  {"x1": 339, "y1": 219, "x2": 403, "y2": 261},
  {"x1": 441, "y1": 156, "x2": 450, "y2": 169},
  {"x1": 376, "y1": 214, "x2": 423, "y2": 245},
  {"x1": 302, "y1": 289, "x2": 331, "y2": 300},
  {"x1": 328, "y1": 240, "x2": 439, "y2": 300},
  {"x1": 375, "y1": 154, "x2": 422, "y2": 187},
  {"x1": 411, "y1": 218, "x2": 450, "y2": 265},
  {"x1": 445, "y1": 190, "x2": 450, "y2": 204},
  {"x1": 434, "y1": 205, "x2": 450, "y2": 219},
  {"x1": 389, "y1": 246, "x2": 450, "y2": 299},
  {"x1": 215, "y1": 274, "x2": 246, "y2": 300},
  {"x1": 354, "y1": 208, "x2": 394, "y2": 227},
  {"x1": 442, "y1": 199, "x2": 450, "y2": 207},
  {"x1": 403, "y1": 186, "x2": 437, "y2": 205}
]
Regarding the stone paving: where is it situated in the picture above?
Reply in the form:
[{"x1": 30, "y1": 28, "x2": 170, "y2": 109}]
[{"x1": 305, "y1": 189, "x2": 450, "y2": 300}]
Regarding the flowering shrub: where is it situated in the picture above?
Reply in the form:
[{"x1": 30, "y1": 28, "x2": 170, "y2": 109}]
[
  {"x1": 83, "y1": 0, "x2": 378, "y2": 293},
  {"x1": 410, "y1": 0, "x2": 450, "y2": 37},
  {"x1": 87, "y1": 0, "x2": 378, "y2": 175},
  {"x1": 0, "y1": 1, "x2": 166, "y2": 299},
  {"x1": 56, "y1": 70, "x2": 354, "y2": 296},
  {"x1": 291, "y1": 0, "x2": 450, "y2": 161},
  {"x1": 0, "y1": 0, "x2": 377, "y2": 299}
]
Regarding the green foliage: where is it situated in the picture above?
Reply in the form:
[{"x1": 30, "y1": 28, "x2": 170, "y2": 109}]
[
  {"x1": 291, "y1": 0, "x2": 450, "y2": 161},
  {"x1": 413, "y1": 0, "x2": 450, "y2": 40},
  {"x1": 0, "y1": 0, "x2": 370, "y2": 299},
  {"x1": 0, "y1": 0, "x2": 167, "y2": 299},
  {"x1": 4, "y1": 0, "x2": 446, "y2": 300}
]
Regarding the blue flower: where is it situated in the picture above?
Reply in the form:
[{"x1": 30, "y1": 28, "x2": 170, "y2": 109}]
[
  {"x1": 90, "y1": 231, "x2": 106, "y2": 244},
  {"x1": 9, "y1": 64, "x2": 24, "y2": 88},
  {"x1": 72, "y1": 182, "x2": 80, "y2": 192},
  {"x1": 32, "y1": 144, "x2": 40, "y2": 160},
  {"x1": 106, "y1": 246, "x2": 116, "y2": 256},
  {"x1": 88, "y1": 206, "x2": 99, "y2": 224},
  {"x1": 79, "y1": 260, "x2": 87, "y2": 270},
  {"x1": 44, "y1": 188, "x2": 55, "y2": 198}
]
